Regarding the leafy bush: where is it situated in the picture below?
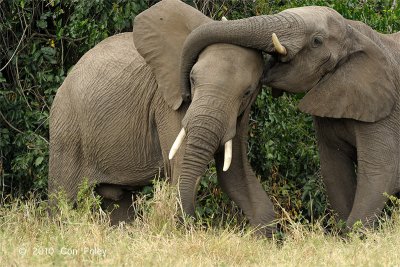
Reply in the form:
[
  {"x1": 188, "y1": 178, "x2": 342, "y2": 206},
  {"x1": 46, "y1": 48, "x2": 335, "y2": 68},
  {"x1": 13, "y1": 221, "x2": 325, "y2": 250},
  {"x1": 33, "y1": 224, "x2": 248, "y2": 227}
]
[{"x1": 1, "y1": 0, "x2": 400, "y2": 224}]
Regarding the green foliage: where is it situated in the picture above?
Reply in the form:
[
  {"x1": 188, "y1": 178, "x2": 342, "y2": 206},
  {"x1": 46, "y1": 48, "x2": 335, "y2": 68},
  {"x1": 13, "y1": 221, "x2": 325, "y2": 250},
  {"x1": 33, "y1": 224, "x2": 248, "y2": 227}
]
[
  {"x1": 76, "y1": 178, "x2": 102, "y2": 214},
  {"x1": 249, "y1": 91, "x2": 324, "y2": 222},
  {"x1": 195, "y1": 167, "x2": 245, "y2": 226},
  {"x1": 1, "y1": 0, "x2": 400, "y2": 225}
]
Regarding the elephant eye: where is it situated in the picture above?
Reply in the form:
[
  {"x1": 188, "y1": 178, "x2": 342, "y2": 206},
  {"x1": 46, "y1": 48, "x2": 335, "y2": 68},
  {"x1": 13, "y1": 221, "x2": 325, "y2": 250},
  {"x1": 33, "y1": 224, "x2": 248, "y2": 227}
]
[{"x1": 312, "y1": 36, "x2": 323, "y2": 48}]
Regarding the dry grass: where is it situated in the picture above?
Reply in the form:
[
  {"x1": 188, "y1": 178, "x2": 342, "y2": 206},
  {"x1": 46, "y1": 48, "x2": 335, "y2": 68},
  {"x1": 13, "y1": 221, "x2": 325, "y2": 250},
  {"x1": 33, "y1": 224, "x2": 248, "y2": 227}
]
[{"x1": 1, "y1": 182, "x2": 400, "y2": 266}]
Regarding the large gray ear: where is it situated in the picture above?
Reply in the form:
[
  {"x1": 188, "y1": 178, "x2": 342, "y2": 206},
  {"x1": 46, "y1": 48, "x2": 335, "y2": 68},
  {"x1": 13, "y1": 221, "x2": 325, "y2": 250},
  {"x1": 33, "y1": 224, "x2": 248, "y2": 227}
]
[
  {"x1": 298, "y1": 25, "x2": 396, "y2": 122},
  {"x1": 133, "y1": 0, "x2": 211, "y2": 110}
]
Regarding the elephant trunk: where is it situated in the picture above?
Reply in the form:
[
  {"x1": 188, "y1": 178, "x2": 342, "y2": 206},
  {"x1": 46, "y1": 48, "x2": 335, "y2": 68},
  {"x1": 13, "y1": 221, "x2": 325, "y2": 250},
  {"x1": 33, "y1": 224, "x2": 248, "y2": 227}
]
[
  {"x1": 180, "y1": 12, "x2": 305, "y2": 100},
  {"x1": 178, "y1": 105, "x2": 228, "y2": 216}
]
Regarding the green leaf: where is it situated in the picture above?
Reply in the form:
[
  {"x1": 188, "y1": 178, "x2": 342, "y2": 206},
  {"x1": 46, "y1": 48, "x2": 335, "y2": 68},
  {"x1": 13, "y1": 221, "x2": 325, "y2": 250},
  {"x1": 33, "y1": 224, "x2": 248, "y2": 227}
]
[
  {"x1": 0, "y1": 72, "x2": 6, "y2": 83},
  {"x1": 34, "y1": 157, "x2": 44, "y2": 166},
  {"x1": 37, "y1": 20, "x2": 47, "y2": 29},
  {"x1": 40, "y1": 47, "x2": 56, "y2": 56}
]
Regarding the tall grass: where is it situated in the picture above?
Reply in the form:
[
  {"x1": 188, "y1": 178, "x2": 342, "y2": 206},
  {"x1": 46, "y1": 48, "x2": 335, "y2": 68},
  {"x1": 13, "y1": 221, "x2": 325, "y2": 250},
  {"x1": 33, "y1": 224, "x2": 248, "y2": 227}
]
[{"x1": 1, "y1": 180, "x2": 400, "y2": 266}]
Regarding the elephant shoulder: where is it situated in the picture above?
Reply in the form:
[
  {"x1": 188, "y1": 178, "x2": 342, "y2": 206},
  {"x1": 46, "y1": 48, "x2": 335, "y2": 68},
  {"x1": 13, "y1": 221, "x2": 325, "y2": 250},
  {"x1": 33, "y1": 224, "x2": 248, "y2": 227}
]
[
  {"x1": 64, "y1": 33, "x2": 153, "y2": 94},
  {"x1": 56, "y1": 32, "x2": 156, "y2": 114},
  {"x1": 74, "y1": 32, "x2": 145, "y2": 72}
]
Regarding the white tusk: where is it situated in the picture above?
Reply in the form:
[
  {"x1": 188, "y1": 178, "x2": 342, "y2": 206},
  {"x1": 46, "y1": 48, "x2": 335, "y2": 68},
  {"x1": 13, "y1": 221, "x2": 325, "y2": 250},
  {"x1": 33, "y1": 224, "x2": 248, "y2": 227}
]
[
  {"x1": 223, "y1": 140, "x2": 232, "y2": 172},
  {"x1": 221, "y1": 16, "x2": 228, "y2": 21},
  {"x1": 272, "y1": 33, "x2": 287, "y2": 55},
  {"x1": 169, "y1": 128, "x2": 186, "y2": 160}
]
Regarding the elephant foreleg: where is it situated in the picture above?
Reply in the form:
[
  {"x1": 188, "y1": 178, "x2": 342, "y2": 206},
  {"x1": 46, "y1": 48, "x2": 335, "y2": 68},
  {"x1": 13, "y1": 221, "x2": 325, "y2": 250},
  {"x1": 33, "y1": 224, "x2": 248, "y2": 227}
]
[
  {"x1": 214, "y1": 136, "x2": 276, "y2": 236},
  {"x1": 314, "y1": 118, "x2": 357, "y2": 222},
  {"x1": 346, "y1": 124, "x2": 398, "y2": 228},
  {"x1": 318, "y1": 140, "x2": 357, "y2": 221}
]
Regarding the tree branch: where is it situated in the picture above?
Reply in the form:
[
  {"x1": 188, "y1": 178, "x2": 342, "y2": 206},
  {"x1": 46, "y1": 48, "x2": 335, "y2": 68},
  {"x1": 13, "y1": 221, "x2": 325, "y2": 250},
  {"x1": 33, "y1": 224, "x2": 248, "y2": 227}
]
[
  {"x1": 0, "y1": 25, "x2": 28, "y2": 72},
  {"x1": 0, "y1": 110, "x2": 23, "y2": 134}
]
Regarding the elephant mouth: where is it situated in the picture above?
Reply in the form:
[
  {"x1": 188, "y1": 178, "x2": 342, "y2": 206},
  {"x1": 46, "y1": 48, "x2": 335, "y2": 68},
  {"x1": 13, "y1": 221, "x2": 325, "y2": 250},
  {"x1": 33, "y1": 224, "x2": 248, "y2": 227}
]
[
  {"x1": 262, "y1": 55, "x2": 284, "y2": 85},
  {"x1": 262, "y1": 46, "x2": 299, "y2": 84},
  {"x1": 263, "y1": 57, "x2": 300, "y2": 92},
  {"x1": 264, "y1": 51, "x2": 336, "y2": 93}
]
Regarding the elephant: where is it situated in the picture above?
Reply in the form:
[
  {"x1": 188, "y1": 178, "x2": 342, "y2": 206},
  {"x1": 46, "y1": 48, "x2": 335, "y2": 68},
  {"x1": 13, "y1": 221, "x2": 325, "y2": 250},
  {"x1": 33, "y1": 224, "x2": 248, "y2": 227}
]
[
  {"x1": 48, "y1": 0, "x2": 276, "y2": 235},
  {"x1": 177, "y1": 6, "x2": 400, "y2": 229}
]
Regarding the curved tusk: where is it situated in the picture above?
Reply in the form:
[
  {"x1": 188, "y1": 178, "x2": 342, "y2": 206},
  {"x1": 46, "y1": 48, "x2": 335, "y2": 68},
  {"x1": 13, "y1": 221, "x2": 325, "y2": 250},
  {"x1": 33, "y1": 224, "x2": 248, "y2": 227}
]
[
  {"x1": 223, "y1": 140, "x2": 232, "y2": 172},
  {"x1": 272, "y1": 33, "x2": 287, "y2": 55},
  {"x1": 221, "y1": 16, "x2": 228, "y2": 21},
  {"x1": 169, "y1": 128, "x2": 186, "y2": 160}
]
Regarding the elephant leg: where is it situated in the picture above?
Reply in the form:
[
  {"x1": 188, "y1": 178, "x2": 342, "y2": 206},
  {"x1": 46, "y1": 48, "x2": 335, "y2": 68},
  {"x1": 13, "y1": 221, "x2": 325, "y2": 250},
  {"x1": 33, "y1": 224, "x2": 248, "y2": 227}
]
[
  {"x1": 48, "y1": 101, "x2": 82, "y2": 206},
  {"x1": 314, "y1": 118, "x2": 357, "y2": 222},
  {"x1": 317, "y1": 139, "x2": 357, "y2": 221},
  {"x1": 48, "y1": 142, "x2": 82, "y2": 205},
  {"x1": 96, "y1": 184, "x2": 134, "y2": 225},
  {"x1": 214, "y1": 136, "x2": 276, "y2": 236},
  {"x1": 346, "y1": 124, "x2": 398, "y2": 228}
]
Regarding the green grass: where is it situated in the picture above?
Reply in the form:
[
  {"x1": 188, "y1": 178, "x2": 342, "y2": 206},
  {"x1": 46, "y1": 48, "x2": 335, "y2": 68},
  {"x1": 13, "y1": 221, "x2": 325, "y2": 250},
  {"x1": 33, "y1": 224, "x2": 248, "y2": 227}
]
[{"x1": 1, "y1": 181, "x2": 400, "y2": 266}]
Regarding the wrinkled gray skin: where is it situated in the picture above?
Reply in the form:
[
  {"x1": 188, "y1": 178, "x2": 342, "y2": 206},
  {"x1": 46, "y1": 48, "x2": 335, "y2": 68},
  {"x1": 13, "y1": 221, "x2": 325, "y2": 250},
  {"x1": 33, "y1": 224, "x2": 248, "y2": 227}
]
[
  {"x1": 180, "y1": 6, "x2": 400, "y2": 228},
  {"x1": 49, "y1": 0, "x2": 275, "y2": 234}
]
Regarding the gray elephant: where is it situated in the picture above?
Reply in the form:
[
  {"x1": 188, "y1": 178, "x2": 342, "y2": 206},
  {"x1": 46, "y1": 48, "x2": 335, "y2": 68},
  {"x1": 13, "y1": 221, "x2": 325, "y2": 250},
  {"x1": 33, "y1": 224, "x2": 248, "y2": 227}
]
[
  {"x1": 49, "y1": 0, "x2": 276, "y2": 234},
  {"x1": 178, "y1": 6, "x2": 400, "y2": 229}
]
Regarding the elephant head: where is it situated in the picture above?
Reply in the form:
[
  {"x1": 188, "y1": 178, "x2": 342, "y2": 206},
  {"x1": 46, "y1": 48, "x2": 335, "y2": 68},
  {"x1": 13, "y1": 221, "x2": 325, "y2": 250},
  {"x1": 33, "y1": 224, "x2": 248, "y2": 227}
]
[
  {"x1": 133, "y1": 0, "x2": 264, "y2": 216},
  {"x1": 180, "y1": 6, "x2": 397, "y2": 123}
]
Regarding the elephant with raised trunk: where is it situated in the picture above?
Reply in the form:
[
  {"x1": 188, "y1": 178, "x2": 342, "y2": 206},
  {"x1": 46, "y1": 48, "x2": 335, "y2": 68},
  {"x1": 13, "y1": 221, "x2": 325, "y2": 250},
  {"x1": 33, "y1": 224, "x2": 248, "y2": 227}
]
[
  {"x1": 49, "y1": 0, "x2": 275, "y2": 234},
  {"x1": 179, "y1": 6, "x2": 400, "y2": 229}
]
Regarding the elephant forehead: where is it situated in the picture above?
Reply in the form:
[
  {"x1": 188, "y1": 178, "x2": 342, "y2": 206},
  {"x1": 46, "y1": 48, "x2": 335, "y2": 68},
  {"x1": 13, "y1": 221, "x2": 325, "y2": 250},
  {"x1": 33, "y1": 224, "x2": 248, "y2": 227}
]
[
  {"x1": 283, "y1": 6, "x2": 338, "y2": 17},
  {"x1": 283, "y1": 6, "x2": 342, "y2": 29},
  {"x1": 281, "y1": 7, "x2": 346, "y2": 40},
  {"x1": 197, "y1": 44, "x2": 263, "y2": 71}
]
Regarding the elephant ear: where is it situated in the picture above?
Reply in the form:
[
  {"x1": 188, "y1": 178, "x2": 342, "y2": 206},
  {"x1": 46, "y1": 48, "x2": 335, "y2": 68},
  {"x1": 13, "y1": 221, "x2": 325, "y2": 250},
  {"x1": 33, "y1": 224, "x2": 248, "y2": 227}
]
[
  {"x1": 133, "y1": 0, "x2": 211, "y2": 110},
  {"x1": 298, "y1": 25, "x2": 396, "y2": 122}
]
